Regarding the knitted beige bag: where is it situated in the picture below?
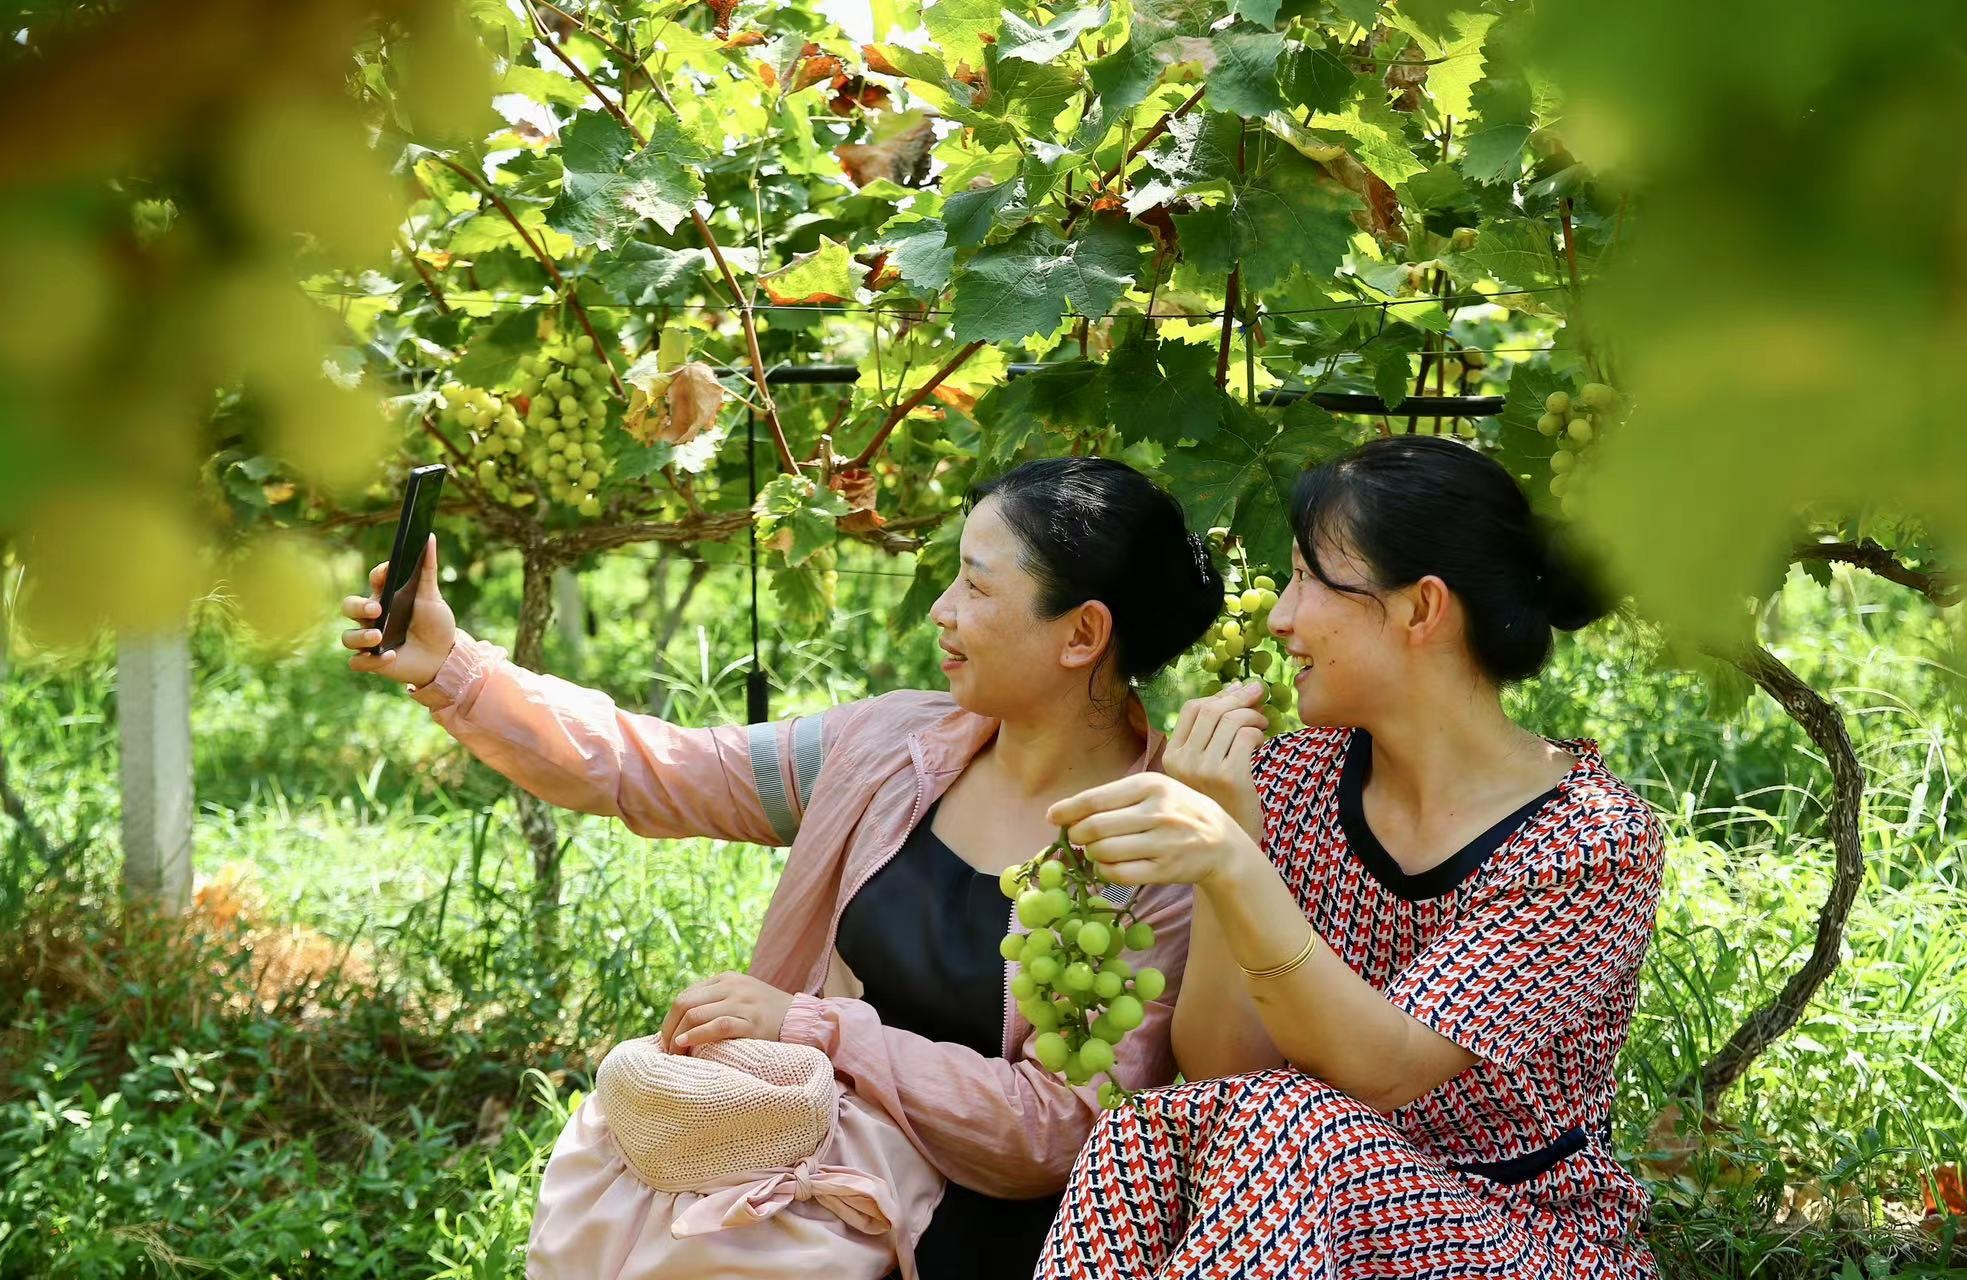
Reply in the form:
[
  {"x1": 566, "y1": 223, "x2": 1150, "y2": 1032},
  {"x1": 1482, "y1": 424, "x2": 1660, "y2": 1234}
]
[
  {"x1": 527, "y1": 1035, "x2": 945, "y2": 1280},
  {"x1": 595, "y1": 1037, "x2": 837, "y2": 1190}
]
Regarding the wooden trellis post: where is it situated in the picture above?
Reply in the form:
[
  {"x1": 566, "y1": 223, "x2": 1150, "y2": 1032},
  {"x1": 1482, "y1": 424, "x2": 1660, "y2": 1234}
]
[{"x1": 117, "y1": 627, "x2": 193, "y2": 911}]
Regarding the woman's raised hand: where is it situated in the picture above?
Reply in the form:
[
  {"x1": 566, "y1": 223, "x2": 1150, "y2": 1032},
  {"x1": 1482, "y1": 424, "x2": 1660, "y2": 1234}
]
[
  {"x1": 339, "y1": 533, "x2": 458, "y2": 688},
  {"x1": 1163, "y1": 682, "x2": 1268, "y2": 844}
]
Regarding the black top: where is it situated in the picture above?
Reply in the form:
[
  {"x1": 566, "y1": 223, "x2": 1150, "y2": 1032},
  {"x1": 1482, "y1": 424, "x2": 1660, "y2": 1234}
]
[
  {"x1": 1337, "y1": 728, "x2": 1564, "y2": 902},
  {"x1": 835, "y1": 800, "x2": 1064, "y2": 1279}
]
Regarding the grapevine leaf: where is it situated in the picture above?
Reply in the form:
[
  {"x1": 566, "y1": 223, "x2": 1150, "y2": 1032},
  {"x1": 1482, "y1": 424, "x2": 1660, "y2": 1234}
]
[
  {"x1": 943, "y1": 180, "x2": 1022, "y2": 247},
  {"x1": 974, "y1": 362, "x2": 1105, "y2": 466},
  {"x1": 1205, "y1": 28, "x2": 1289, "y2": 118},
  {"x1": 1331, "y1": 0, "x2": 1381, "y2": 26},
  {"x1": 1237, "y1": 150, "x2": 1362, "y2": 291},
  {"x1": 1107, "y1": 334, "x2": 1225, "y2": 446},
  {"x1": 546, "y1": 111, "x2": 702, "y2": 249},
  {"x1": 999, "y1": 4, "x2": 1109, "y2": 64},
  {"x1": 986, "y1": 54, "x2": 1081, "y2": 134},
  {"x1": 498, "y1": 63, "x2": 592, "y2": 108},
  {"x1": 1458, "y1": 76, "x2": 1535, "y2": 185},
  {"x1": 1131, "y1": 0, "x2": 1222, "y2": 45},
  {"x1": 1386, "y1": 4, "x2": 1496, "y2": 121},
  {"x1": 880, "y1": 218, "x2": 956, "y2": 291},
  {"x1": 1129, "y1": 109, "x2": 1242, "y2": 214},
  {"x1": 587, "y1": 242, "x2": 704, "y2": 304},
  {"x1": 1287, "y1": 44, "x2": 1354, "y2": 114},
  {"x1": 761, "y1": 236, "x2": 867, "y2": 304},
  {"x1": 770, "y1": 560, "x2": 833, "y2": 626},
  {"x1": 756, "y1": 473, "x2": 854, "y2": 566},
  {"x1": 1447, "y1": 216, "x2": 1566, "y2": 294},
  {"x1": 452, "y1": 308, "x2": 535, "y2": 387},
  {"x1": 1398, "y1": 162, "x2": 1474, "y2": 213},
  {"x1": 1233, "y1": 0, "x2": 1282, "y2": 25},
  {"x1": 1162, "y1": 398, "x2": 1352, "y2": 570},
  {"x1": 951, "y1": 218, "x2": 1148, "y2": 344},
  {"x1": 923, "y1": 0, "x2": 1001, "y2": 64},
  {"x1": 1367, "y1": 324, "x2": 1425, "y2": 409},
  {"x1": 1088, "y1": 40, "x2": 1163, "y2": 115},
  {"x1": 1489, "y1": 361, "x2": 1567, "y2": 516},
  {"x1": 1310, "y1": 83, "x2": 1427, "y2": 187}
]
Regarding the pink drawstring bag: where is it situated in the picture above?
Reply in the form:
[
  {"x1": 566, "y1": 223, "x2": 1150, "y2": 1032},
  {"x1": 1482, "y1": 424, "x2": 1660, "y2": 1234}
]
[{"x1": 526, "y1": 1036, "x2": 946, "y2": 1280}]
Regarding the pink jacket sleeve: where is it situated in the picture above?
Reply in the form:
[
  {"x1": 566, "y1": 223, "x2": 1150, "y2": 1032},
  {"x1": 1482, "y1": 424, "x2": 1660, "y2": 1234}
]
[
  {"x1": 406, "y1": 631, "x2": 828, "y2": 848},
  {"x1": 777, "y1": 881, "x2": 1194, "y2": 1200}
]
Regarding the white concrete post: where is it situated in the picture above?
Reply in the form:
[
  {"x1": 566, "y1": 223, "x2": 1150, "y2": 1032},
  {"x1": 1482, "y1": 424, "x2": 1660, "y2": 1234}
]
[{"x1": 117, "y1": 628, "x2": 193, "y2": 911}]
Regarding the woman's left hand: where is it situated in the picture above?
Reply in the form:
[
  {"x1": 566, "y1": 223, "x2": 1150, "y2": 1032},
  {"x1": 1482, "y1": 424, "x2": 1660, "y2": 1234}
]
[
  {"x1": 1045, "y1": 773, "x2": 1259, "y2": 889},
  {"x1": 659, "y1": 972, "x2": 795, "y2": 1051}
]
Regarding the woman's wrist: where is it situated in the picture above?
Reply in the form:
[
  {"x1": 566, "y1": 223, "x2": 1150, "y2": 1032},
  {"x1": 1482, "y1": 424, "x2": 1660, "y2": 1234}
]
[{"x1": 1200, "y1": 824, "x2": 1268, "y2": 894}]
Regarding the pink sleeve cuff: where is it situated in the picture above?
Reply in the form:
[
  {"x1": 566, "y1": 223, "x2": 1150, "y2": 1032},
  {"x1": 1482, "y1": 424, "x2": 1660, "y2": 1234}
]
[
  {"x1": 774, "y1": 990, "x2": 837, "y2": 1053},
  {"x1": 778, "y1": 992, "x2": 833, "y2": 1051},
  {"x1": 409, "y1": 632, "x2": 504, "y2": 710}
]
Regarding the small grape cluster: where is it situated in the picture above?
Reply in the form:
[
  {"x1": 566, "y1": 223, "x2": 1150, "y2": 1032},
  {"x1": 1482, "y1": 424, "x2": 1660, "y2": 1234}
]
[
  {"x1": 998, "y1": 831, "x2": 1167, "y2": 1111},
  {"x1": 1536, "y1": 381, "x2": 1623, "y2": 521},
  {"x1": 442, "y1": 334, "x2": 618, "y2": 518},
  {"x1": 1194, "y1": 528, "x2": 1295, "y2": 734}
]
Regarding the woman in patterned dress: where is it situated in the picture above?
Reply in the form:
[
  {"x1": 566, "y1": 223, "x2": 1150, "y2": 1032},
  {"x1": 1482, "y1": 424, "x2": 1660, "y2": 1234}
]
[{"x1": 1035, "y1": 435, "x2": 1667, "y2": 1278}]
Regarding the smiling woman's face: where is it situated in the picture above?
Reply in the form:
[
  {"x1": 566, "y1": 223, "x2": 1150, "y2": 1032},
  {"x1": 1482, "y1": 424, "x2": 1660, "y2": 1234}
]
[
  {"x1": 1266, "y1": 530, "x2": 1406, "y2": 728},
  {"x1": 926, "y1": 498, "x2": 1095, "y2": 719}
]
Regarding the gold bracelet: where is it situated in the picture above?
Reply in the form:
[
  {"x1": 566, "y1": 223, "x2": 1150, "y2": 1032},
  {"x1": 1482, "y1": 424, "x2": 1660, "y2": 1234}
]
[{"x1": 1239, "y1": 931, "x2": 1318, "y2": 982}]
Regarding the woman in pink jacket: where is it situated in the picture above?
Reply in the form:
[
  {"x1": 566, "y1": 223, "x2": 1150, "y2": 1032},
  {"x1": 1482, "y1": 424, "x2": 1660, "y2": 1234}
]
[{"x1": 339, "y1": 457, "x2": 1220, "y2": 1278}]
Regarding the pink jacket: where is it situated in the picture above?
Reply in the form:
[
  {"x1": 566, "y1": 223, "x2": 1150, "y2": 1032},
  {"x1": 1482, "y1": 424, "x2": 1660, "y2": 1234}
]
[{"x1": 409, "y1": 632, "x2": 1195, "y2": 1199}]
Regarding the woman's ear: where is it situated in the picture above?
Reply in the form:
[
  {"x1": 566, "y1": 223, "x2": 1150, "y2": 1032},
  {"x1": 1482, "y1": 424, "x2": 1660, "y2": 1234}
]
[
  {"x1": 1402, "y1": 574, "x2": 1455, "y2": 648},
  {"x1": 1059, "y1": 599, "x2": 1115, "y2": 671}
]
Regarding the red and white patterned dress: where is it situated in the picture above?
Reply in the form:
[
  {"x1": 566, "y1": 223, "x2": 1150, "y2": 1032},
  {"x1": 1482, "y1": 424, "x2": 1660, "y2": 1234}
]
[{"x1": 1036, "y1": 726, "x2": 1666, "y2": 1279}]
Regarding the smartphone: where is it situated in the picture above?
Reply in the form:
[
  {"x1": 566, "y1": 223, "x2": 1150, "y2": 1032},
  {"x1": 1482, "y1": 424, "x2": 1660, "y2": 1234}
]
[{"x1": 368, "y1": 464, "x2": 448, "y2": 657}]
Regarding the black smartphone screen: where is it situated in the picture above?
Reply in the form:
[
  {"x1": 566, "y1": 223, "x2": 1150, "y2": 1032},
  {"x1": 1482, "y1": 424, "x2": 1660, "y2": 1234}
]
[{"x1": 369, "y1": 464, "x2": 447, "y2": 656}]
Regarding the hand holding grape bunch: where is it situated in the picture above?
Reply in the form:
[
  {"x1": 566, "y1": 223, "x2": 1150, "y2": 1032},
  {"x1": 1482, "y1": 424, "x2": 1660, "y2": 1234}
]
[{"x1": 997, "y1": 833, "x2": 1167, "y2": 1111}]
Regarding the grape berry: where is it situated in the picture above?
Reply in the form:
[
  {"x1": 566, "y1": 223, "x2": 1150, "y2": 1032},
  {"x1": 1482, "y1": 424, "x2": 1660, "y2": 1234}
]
[{"x1": 998, "y1": 830, "x2": 1167, "y2": 1110}]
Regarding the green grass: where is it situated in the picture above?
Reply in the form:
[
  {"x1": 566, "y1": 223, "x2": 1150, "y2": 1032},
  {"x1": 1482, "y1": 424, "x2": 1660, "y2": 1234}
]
[{"x1": 1, "y1": 550, "x2": 1963, "y2": 1276}]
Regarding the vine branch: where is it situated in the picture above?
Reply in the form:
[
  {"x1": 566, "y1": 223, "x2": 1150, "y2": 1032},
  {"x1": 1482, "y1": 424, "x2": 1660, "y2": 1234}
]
[
  {"x1": 848, "y1": 340, "x2": 986, "y2": 469},
  {"x1": 1792, "y1": 539, "x2": 1959, "y2": 606},
  {"x1": 1067, "y1": 85, "x2": 1207, "y2": 233},
  {"x1": 398, "y1": 235, "x2": 449, "y2": 313},
  {"x1": 519, "y1": 0, "x2": 797, "y2": 475},
  {"x1": 1680, "y1": 644, "x2": 1864, "y2": 1112},
  {"x1": 428, "y1": 154, "x2": 624, "y2": 400}
]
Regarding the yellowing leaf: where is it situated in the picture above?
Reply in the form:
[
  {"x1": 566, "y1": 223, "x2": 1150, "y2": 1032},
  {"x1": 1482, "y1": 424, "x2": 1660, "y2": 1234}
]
[{"x1": 761, "y1": 236, "x2": 868, "y2": 304}]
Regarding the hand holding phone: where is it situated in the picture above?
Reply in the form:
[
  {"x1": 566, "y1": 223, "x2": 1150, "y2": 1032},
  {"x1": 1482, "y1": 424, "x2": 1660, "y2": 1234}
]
[
  {"x1": 341, "y1": 535, "x2": 458, "y2": 686},
  {"x1": 341, "y1": 465, "x2": 458, "y2": 687}
]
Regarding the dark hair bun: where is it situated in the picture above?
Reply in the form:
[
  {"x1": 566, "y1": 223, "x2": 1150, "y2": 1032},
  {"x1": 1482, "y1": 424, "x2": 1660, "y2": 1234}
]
[
  {"x1": 968, "y1": 457, "x2": 1222, "y2": 683},
  {"x1": 1289, "y1": 435, "x2": 1614, "y2": 684},
  {"x1": 1538, "y1": 529, "x2": 1612, "y2": 632}
]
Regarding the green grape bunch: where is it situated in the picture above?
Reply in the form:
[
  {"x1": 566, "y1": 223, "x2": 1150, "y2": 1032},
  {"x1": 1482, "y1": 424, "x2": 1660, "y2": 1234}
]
[
  {"x1": 441, "y1": 333, "x2": 619, "y2": 519},
  {"x1": 996, "y1": 831, "x2": 1168, "y2": 1111},
  {"x1": 1535, "y1": 380, "x2": 1626, "y2": 521},
  {"x1": 1193, "y1": 527, "x2": 1297, "y2": 736}
]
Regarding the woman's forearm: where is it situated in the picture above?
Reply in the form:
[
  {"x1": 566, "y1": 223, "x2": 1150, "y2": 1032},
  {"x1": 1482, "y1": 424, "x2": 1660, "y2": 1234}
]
[
  {"x1": 1171, "y1": 890, "x2": 1284, "y2": 1080},
  {"x1": 1200, "y1": 843, "x2": 1450, "y2": 1110}
]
